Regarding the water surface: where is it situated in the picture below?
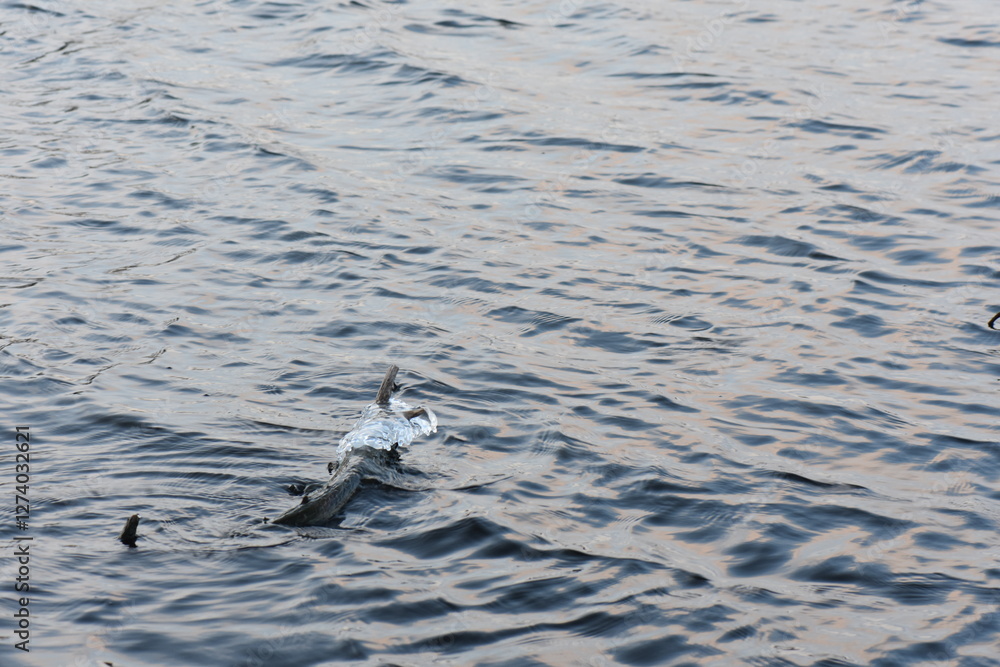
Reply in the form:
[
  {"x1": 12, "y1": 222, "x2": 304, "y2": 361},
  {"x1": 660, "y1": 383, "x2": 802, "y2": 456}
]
[{"x1": 1, "y1": 0, "x2": 999, "y2": 665}]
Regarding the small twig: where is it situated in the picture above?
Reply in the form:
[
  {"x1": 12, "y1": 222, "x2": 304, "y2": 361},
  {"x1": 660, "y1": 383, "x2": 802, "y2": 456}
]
[
  {"x1": 119, "y1": 514, "x2": 140, "y2": 548},
  {"x1": 375, "y1": 365, "x2": 400, "y2": 405},
  {"x1": 402, "y1": 407, "x2": 427, "y2": 420},
  {"x1": 989, "y1": 312, "x2": 1000, "y2": 330}
]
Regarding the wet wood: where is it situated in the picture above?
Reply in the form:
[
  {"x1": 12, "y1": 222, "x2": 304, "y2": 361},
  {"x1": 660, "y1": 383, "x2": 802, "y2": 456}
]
[{"x1": 119, "y1": 514, "x2": 140, "y2": 547}]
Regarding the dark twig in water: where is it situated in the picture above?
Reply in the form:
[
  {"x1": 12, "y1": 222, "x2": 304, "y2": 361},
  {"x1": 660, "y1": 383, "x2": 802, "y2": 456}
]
[
  {"x1": 375, "y1": 364, "x2": 399, "y2": 405},
  {"x1": 119, "y1": 514, "x2": 140, "y2": 547},
  {"x1": 989, "y1": 312, "x2": 1000, "y2": 330}
]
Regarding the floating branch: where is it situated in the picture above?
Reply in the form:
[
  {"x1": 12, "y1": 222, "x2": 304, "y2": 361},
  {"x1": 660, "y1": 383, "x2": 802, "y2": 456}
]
[{"x1": 272, "y1": 365, "x2": 436, "y2": 527}]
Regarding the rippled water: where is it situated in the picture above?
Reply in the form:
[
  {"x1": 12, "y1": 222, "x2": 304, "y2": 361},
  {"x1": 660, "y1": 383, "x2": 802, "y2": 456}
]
[{"x1": 2, "y1": 0, "x2": 1000, "y2": 665}]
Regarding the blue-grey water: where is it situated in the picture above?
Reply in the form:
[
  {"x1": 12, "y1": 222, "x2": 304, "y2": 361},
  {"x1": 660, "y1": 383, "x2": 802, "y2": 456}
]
[{"x1": 2, "y1": 1, "x2": 1000, "y2": 665}]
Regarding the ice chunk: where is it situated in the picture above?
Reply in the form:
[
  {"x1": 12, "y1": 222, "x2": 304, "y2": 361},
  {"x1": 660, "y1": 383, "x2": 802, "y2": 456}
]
[{"x1": 336, "y1": 398, "x2": 437, "y2": 462}]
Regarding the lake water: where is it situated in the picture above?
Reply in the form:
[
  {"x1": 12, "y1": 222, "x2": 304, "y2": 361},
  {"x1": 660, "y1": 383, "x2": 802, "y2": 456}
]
[{"x1": 2, "y1": 0, "x2": 999, "y2": 665}]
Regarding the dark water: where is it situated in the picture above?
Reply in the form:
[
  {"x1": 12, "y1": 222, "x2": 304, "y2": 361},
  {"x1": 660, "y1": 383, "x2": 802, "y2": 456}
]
[{"x1": 2, "y1": 0, "x2": 1000, "y2": 665}]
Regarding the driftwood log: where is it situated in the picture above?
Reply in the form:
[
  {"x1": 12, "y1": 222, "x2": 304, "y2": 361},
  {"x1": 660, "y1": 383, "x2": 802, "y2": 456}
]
[
  {"x1": 115, "y1": 366, "x2": 434, "y2": 536},
  {"x1": 271, "y1": 365, "x2": 433, "y2": 527}
]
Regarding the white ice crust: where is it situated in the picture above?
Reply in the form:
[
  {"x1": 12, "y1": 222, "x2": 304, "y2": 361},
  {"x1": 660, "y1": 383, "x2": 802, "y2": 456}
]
[{"x1": 335, "y1": 398, "x2": 438, "y2": 462}]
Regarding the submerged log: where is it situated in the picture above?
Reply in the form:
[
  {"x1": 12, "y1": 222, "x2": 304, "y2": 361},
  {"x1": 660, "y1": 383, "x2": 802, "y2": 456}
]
[{"x1": 272, "y1": 364, "x2": 435, "y2": 527}]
